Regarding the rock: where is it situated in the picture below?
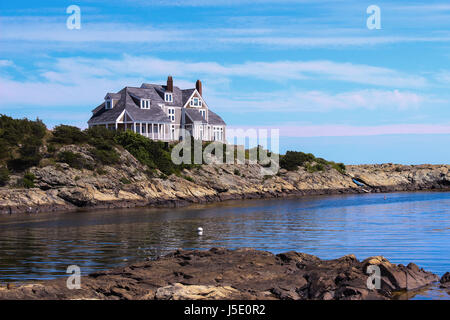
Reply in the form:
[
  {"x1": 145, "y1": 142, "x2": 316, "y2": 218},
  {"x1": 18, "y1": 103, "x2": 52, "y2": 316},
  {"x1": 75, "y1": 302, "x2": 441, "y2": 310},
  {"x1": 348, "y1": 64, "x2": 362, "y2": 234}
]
[
  {"x1": 362, "y1": 257, "x2": 439, "y2": 292},
  {"x1": 155, "y1": 283, "x2": 242, "y2": 300},
  {"x1": 0, "y1": 249, "x2": 439, "y2": 300},
  {"x1": 440, "y1": 272, "x2": 450, "y2": 290},
  {"x1": 1, "y1": 143, "x2": 449, "y2": 215}
]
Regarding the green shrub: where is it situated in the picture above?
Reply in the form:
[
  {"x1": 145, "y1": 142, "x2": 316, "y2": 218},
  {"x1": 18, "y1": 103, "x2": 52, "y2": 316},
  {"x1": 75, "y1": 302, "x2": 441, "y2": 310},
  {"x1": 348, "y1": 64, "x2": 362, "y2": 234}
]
[
  {"x1": 22, "y1": 172, "x2": 36, "y2": 188},
  {"x1": 280, "y1": 150, "x2": 345, "y2": 174},
  {"x1": 114, "y1": 131, "x2": 178, "y2": 176},
  {"x1": 0, "y1": 115, "x2": 46, "y2": 172},
  {"x1": 331, "y1": 162, "x2": 346, "y2": 174},
  {"x1": 91, "y1": 148, "x2": 119, "y2": 165},
  {"x1": 233, "y1": 169, "x2": 241, "y2": 176},
  {"x1": 183, "y1": 175, "x2": 194, "y2": 182},
  {"x1": 57, "y1": 151, "x2": 92, "y2": 170},
  {"x1": 51, "y1": 125, "x2": 88, "y2": 145},
  {"x1": 47, "y1": 144, "x2": 58, "y2": 153},
  {"x1": 0, "y1": 166, "x2": 9, "y2": 186},
  {"x1": 280, "y1": 151, "x2": 315, "y2": 171}
]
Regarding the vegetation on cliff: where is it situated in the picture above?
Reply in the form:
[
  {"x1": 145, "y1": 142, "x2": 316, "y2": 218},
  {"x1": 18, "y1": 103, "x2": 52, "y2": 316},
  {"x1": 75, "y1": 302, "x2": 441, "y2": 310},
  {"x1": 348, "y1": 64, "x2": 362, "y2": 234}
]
[
  {"x1": 280, "y1": 151, "x2": 346, "y2": 174},
  {"x1": 0, "y1": 115, "x2": 346, "y2": 188}
]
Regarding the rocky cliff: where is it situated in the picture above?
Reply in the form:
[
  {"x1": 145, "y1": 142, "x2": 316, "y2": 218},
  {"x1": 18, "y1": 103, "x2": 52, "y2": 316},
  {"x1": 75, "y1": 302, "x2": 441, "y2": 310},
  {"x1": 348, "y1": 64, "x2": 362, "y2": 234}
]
[{"x1": 0, "y1": 145, "x2": 449, "y2": 214}]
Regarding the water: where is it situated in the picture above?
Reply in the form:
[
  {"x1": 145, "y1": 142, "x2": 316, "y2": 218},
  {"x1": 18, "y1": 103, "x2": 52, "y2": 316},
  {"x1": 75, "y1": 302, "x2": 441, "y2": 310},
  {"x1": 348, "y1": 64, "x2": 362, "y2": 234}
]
[{"x1": 0, "y1": 191, "x2": 449, "y2": 299}]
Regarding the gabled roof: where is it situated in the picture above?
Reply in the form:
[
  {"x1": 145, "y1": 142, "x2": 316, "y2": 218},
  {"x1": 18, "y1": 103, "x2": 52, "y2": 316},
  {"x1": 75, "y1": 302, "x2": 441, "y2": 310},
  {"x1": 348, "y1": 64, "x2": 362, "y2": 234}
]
[
  {"x1": 88, "y1": 88, "x2": 171, "y2": 125},
  {"x1": 88, "y1": 81, "x2": 226, "y2": 127},
  {"x1": 105, "y1": 92, "x2": 121, "y2": 100}
]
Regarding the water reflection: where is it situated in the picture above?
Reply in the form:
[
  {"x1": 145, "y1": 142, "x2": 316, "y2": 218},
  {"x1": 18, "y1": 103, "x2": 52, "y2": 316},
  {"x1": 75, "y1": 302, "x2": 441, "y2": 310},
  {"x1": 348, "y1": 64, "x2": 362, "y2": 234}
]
[{"x1": 0, "y1": 192, "x2": 449, "y2": 291}]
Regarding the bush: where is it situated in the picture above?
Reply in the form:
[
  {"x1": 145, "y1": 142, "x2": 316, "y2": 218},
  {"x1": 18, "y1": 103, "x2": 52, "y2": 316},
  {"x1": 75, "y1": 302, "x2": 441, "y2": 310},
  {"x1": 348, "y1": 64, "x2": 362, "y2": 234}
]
[
  {"x1": 233, "y1": 169, "x2": 241, "y2": 176},
  {"x1": 22, "y1": 172, "x2": 36, "y2": 188},
  {"x1": 57, "y1": 151, "x2": 92, "y2": 170},
  {"x1": 280, "y1": 150, "x2": 345, "y2": 174},
  {"x1": 0, "y1": 166, "x2": 9, "y2": 186},
  {"x1": 51, "y1": 125, "x2": 88, "y2": 145},
  {"x1": 0, "y1": 115, "x2": 47, "y2": 172},
  {"x1": 280, "y1": 151, "x2": 315, "y2": 171},
  {"x1": 114, "y1": 131, "x2": 178, "y2": 176}
]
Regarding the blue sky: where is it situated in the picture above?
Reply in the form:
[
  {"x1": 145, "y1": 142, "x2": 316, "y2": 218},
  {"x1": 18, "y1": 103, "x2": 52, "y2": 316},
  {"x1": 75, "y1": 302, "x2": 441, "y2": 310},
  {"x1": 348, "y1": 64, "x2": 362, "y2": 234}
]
[{"x1": 0, "y1": 0, "x2": 449, "y2": 164}]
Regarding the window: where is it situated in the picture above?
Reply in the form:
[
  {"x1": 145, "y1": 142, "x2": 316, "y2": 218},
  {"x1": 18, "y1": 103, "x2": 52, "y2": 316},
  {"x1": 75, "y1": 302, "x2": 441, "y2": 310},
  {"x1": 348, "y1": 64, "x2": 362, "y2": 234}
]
[
  {"x1": 105, "y1": 100, "x2": 112, "y2": 109},
  {"x1": 213, "y1": 126, "x2": 223, "y2": 141},
  {"x1": 190, "y1": 97, "x2": 201, "y2": 107},
  {"x1": 199, "y1": 109, "x2": 206, "y2": 118},
  {"x1": 165, "y1": 93, "x2": 173, "y2": 102},
  {"x1": 168, "y1": 108, "x2": 175, "y2": 122},
  {"x1": 141, "y1": 99, "x2": 151, "y2": 109}
]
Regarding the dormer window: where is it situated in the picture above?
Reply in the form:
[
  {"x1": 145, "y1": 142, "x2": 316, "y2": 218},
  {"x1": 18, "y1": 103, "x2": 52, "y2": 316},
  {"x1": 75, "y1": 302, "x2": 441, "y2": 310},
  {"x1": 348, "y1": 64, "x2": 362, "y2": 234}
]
[
  {"x1": 190, "y1": 97, "x2": 202, "y2": 107},
  {"x1": 165, "y1": 93, "x2": 173, "y2": 102},
  {"x1": 141, "y1": 99, "x2": 151, "y2": 109},
  {"x1": 199, "y1": 109, "x2": 206, "y2": 118},
  {"x1": 105, "y1": 100, "x2": 112, "y2": 109}
]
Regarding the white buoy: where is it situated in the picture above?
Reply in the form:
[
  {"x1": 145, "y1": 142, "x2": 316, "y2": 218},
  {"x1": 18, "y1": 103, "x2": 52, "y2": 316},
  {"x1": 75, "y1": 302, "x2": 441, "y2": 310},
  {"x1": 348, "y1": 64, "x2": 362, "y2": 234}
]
[{"x1": 197, "y1": 227, "x2": 203, "y2": 235}]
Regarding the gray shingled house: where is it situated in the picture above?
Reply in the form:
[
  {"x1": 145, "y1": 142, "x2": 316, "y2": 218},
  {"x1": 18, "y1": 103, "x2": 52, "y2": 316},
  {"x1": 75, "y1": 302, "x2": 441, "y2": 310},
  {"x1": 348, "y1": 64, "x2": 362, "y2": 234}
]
[{"x1": 88, "y1": 76, "x2": 226, "y2": 142}]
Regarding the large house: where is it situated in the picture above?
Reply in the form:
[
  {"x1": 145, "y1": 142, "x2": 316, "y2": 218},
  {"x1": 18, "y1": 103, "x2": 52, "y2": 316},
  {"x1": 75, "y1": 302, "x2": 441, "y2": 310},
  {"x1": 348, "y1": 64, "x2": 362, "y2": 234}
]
[{"x1": 88, "y1": 76, "x2": 226, "y2": 142}]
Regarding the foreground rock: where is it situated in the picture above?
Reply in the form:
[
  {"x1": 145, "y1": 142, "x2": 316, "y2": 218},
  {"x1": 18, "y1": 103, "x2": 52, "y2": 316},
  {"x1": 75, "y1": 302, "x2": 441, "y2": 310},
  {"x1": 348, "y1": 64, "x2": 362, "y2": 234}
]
[
  {"x1": 0, "y1": 144, "x2": 449, "y2": 215},
  {"x1": 0, "y1": 248, "x2": 439, "y2": 300},
  {"x1": 440, "y1": 272, "x2": 450, "y2": 293}
]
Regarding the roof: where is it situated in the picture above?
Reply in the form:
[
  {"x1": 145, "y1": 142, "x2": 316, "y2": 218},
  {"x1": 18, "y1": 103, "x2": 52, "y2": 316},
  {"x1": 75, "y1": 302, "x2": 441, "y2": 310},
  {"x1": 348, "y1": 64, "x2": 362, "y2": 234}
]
[
  {"x1": 208, "y1": 110, "x2": 226, "y2": 125},
  {"x1": 88, "y1": 82, "x2": 226, "y2": 126},
  {"x1": 185, "y1": 108, "x2": 207, "y2": 123},
  {"x1": 89, "y1": 88, "x2": 171, "y2": 125}
]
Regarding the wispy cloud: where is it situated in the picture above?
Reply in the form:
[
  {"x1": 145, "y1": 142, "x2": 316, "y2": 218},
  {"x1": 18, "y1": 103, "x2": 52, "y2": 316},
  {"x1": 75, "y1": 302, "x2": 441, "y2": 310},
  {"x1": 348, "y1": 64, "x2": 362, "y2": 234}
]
[
  {"x1": 0, "y1": 55, "x2": 431, "y2": 111},
  {"x1": 0, "y1": 60, "x2": 14, "y2": 67},
  {"x1": 211, "y1": 89, "x2": 428, "y2": 113}
]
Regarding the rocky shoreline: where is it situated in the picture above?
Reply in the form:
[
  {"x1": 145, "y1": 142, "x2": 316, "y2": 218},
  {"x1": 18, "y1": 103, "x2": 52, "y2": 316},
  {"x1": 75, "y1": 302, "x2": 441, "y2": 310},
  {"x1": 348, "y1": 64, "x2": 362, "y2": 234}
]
[
  {"x1": 0, "y1": 248, "x2": 448, "y2": 300},
  {"x1": 0, "y1": 145, "x2": 449, "y2": 215}
]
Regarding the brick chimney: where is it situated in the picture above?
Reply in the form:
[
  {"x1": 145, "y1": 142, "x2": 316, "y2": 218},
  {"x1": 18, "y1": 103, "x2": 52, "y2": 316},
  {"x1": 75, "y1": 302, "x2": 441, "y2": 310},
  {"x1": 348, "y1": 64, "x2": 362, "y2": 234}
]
[
  {"x1": 167, "y1": 76, "x2": 173, "y2": 92},
  {"x1": 196, "y1": 79, "x2": 202, "y2": 96}
]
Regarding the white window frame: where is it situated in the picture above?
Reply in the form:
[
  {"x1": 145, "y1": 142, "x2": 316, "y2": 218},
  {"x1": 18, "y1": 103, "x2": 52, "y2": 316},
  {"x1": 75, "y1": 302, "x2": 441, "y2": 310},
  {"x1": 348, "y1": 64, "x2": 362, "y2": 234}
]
[
  {"x1": 105, "y1": 100, "x2": 112, "y2": 109},
  {"x1": 167, "y1": 107, "x2": 175, "y2": 122},
  {"x1": 213, "y1": 126, "x2": 223, "y2": 141},
  {"x1": 191, "y1": 97, "x2": 201, "y2": 107},
  {"x1": 141, "y1": 99, "x2": 151, "y2": 109},
  {"x1": 199, "y1": 109, "x2": 206, "y2": 118},
  {"x1": 165, "y1": 93, "x2": 173, "y2": 102}
]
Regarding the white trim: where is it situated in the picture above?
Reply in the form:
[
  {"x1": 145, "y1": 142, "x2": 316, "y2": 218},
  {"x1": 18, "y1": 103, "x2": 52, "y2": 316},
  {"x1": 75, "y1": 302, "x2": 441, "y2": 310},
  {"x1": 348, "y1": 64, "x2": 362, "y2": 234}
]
[
  {"x1": 182, "y1": 89, "x2": 208, "y2": 109},
  {"x1": 165, "y1": 92, "x2": 173, "y2": 102},
  {"x1": 141, "y1": 99, "x2": 151, "y2": 109}
]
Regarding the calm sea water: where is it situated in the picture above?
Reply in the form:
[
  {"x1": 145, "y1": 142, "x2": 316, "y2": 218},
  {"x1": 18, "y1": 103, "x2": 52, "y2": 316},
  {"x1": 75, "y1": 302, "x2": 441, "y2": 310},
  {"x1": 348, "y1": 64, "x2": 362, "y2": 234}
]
[{"x1": 0, "y1": 191, "x2": 449, "y2": 299}]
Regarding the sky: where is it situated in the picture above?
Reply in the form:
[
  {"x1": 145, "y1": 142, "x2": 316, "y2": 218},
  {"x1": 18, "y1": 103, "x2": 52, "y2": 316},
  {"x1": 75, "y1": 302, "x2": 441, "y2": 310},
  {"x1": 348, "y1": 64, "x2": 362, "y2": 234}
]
[{"x1": 0, "y1": 0, "x2": 449, "y2": 164}]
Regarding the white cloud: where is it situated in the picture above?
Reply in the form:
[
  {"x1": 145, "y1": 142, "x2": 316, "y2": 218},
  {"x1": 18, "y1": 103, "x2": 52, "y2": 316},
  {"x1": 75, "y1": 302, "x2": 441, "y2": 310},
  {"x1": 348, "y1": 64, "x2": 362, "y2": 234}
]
[
  {"x1": 0, "y1": 56, "x2": 431, "y2": 112},
  {"x1": 36, "y1": 55, "x2": 427, "y2": 88},
  {"x1": 210, "y1": 89, "x2": 426, "y2": 113},
  {"x1": 0, "y1": 60, "x2": 14, "y2": 67}
]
